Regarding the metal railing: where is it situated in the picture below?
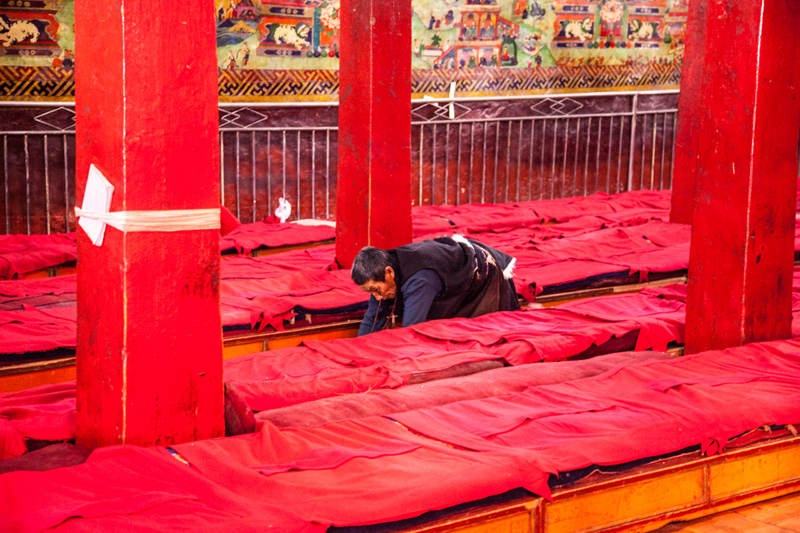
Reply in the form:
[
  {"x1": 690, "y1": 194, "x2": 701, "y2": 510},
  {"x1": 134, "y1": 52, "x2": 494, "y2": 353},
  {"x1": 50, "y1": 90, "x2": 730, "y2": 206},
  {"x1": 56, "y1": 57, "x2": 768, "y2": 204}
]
[
  {"x1": 411, "y1": 90, "x2": 678, "y2": 206},
  {"x1": 0, "y1": 90, "x2": 678, "y2": 234}
]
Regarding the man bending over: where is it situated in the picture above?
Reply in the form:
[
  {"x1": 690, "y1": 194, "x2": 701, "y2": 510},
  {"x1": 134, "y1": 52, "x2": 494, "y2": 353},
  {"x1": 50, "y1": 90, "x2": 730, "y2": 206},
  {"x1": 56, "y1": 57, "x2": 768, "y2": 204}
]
[{"x1": 351, "y1": 235, "x2": 520, "y2": 336}]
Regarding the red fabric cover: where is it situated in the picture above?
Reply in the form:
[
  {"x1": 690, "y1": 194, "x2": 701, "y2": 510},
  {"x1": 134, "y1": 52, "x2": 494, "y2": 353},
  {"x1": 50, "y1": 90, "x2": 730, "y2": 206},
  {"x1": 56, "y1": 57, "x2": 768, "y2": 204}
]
[
  {"x1": 224, "y1": 383, "x2": 256, "y2": 436},
  {"x1": 0, "y1": 419, "x2": 27, "y2": 459},
  {"x1": 221, "y1": 270, "x2": 367, "y2": 331},
  {"x1": 9, "y1": 336, "x2": 793, "y2": 531},
  {"x1": 172, "y1": 417, "x2": 551, "y2": 527},
  {"x1": 411, "y1": 205, "x2": 456, "y2": 238},
  {"x1": 445, "y1": 204, "x2": 543, "y2": 233},
  {"x1": 254, "y1": 439, "x2": 421, "y2": 476},
  {"x1": 0, "y1": 275, "x2": 76, "y2": 299},
  {"x1": 0, "y1": 233, "x2": 77, "y2": 280},
  {"x1": 0, "y1": 445, "x2": 321, "y2": 532},
  {"x1": 392, "y1": 338, "x2": 800, "y2": 494},
  {"x1": 0, "y1": 442, "x2": 90, "y2": 474},
  {"x1": 224, "y1": 292, "x2": 686, "y2": 411},
  {"x1": 258, "y1": 351, "x2": 676, "y2": 429},
  {"x1": 221, "y1": 246, "x2": 337, "y2": 280},
  {"x1": 515, "y1": 260, "x2": 628, "y2": 300},
  {"x1": 0, "y1": 382, "x2": 77, "y2": 443},
  {"x1": 0, "y1": 306, "x2": 76, "y2": 353},
  {"x1": 219, "y1": 220, "x2": 335, "y2": 254},
  {"x1": 517, "y1": 194, "x2": 619, "y2": 222},
  {"x1": 0, "y1": 290, "x2": 682, "y2": 457},
  {"x1": 5, "y1": 339, "x2": 800, "y2": 530},
  {"x1": 219, "y1": 205, "x2": 242, "y2": 237}
]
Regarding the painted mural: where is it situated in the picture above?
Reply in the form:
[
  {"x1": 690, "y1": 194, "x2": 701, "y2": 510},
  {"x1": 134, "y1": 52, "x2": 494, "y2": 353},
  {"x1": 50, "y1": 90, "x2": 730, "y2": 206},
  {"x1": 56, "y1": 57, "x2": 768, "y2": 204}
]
[
  {"x1": 0, "y1": 0, "x2": 687, "y2": 101},
  {"x1": 212, "y1": 0, "x2": 687, "y2": 71},
  {"x1": 0, "y1": 0, "x2": 73, "y2": 66}
]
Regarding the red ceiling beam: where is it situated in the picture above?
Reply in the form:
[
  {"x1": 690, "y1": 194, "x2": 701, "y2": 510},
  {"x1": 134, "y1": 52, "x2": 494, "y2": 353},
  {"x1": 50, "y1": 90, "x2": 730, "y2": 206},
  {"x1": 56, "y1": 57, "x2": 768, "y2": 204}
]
[
  {"x1": 335, "y1": 0, "x2": 413, "y2": 267},
  {"x1": 74, "y1": 1, "x2": 224, "y2": 448},
  {"x1": 685, "y1": 0, "x2": 800, "y2": 353}
]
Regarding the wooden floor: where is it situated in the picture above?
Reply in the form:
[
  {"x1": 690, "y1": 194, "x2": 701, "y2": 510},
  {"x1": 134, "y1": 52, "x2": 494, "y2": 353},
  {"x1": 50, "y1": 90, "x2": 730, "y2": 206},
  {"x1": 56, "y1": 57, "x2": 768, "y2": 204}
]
[{"x1": 655, "y1": 492, "x2": 800, "y2": 532}]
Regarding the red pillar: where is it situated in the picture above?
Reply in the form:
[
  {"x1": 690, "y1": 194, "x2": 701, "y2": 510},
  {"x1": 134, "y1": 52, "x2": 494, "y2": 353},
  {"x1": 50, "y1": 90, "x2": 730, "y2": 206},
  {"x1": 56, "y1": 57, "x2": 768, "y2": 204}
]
[
  {"x1": 335, "y1": 0, "x2": 413, "y2": 267},
  {"x1": 685, "y1": 0, "x2": 800, "y2": 354},
  {"x1": 74, "y1": 2, "x2": 224, "y2": 448},
  {"x1": 669, "y1": 0, "x2": 708, "y2": 225}
]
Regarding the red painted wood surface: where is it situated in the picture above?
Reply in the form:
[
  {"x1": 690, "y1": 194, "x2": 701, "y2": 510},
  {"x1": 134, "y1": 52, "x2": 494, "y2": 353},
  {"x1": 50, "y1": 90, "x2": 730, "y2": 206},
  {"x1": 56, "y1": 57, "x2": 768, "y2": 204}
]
[
  {"x1": 74, "y1": 1, "x2": 224, "y2": 448},
  {"x1": 685, "y1": 0, "x2": 800, "y2": 354},
  {"x1": 670, "y1": 0, "x2": 707, "y2": 225},
  {"x1": 336, "y1": 0, "x2": 413, "y2": 267}
]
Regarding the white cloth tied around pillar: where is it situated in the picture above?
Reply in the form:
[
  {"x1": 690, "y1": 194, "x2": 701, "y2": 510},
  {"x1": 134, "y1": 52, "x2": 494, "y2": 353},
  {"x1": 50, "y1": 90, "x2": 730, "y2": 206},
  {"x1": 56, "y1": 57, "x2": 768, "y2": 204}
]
[
  {"x1": 75, "y1": 207, "x2": 221, "y2": 233},
  {"x1": 77, "y1": 164, "x2": 220, "y2": 246}
]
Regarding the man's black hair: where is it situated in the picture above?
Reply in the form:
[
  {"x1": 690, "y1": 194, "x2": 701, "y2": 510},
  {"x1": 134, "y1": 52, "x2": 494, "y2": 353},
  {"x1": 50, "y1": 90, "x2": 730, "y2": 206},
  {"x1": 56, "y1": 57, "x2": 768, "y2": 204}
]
[{"x1": 351, "y1": 246, "x2": 390, "y2": 285}]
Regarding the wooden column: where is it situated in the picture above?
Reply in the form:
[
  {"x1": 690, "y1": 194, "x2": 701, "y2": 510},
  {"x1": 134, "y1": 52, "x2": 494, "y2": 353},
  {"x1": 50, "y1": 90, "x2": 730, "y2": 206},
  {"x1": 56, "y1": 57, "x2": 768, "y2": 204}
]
[
  {"x1": 685, "y1": 0, "x2": 800, "y2": 354},
  {"x1": 669, "y1": 0, "x2": 708, "y2": 225},
  {"x1": 74, "y1": 1, "x2": 224, "y2": 448},
  {"x1": 335, "y1": 0, "x2": 413, "y2": 267}
]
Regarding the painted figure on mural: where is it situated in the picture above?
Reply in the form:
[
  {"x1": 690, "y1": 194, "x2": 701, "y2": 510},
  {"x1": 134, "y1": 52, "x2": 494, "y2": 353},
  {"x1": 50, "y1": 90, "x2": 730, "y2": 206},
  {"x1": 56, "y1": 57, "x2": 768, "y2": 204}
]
[
  {"x1": 479, "y1": 15, "x2": 495, "y2": 38},
  {"x1": 461, "y1": 13, "x2": 477, "y2": 40},
  {"x1": 599, "y1": 0, "x2": 626, "y2": 35},
  {"x1": 225, "y1": 50, "x2": 236, "y2": 69},
  {"x1": 239, "y1": 43, "x2": 251, "y2": 66}
]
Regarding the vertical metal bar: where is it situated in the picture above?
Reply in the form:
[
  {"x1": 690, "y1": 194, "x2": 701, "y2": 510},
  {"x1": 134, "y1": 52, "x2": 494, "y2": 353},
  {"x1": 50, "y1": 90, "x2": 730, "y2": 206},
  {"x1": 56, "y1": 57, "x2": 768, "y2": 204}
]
[
  {"x1": 3, "y1": 135, "x2": 9, "y2": 233},
  {"x1": 311, "y1": 130, "x2": 316, "y2": 218},
  {"x1": 24, "y1": 135, "x2": 30, "y2": 234},
  {"x1": 669, "y1": 113, "x2": 678, "y2": 189},
  {"x1": 63, "y1": 135, "x2": 69, "y2": 232},
  {"x1": 650, "y1": 114, "x2": 658, "y2": 189},
  {"x1": 325, "y1": 130, "x2": 331, "y2": 218},
  {"x1": 419, "y1": 124, "x2": 424, "y2": 206},
  {"x1": 493, "y1": 121, "x2": 499, "y2": 203},
  {"x1": 282, "y1": 131, "x2": 287, "y2": 202},
  {"x1": 617, "y1": 116, "x2": 625, "y2": 194},
  {"x1": 44, "y1": 135, "x2": 51, "y2": 234},
  {"x1": 595, "y1": 117, "x2": 602, "y2": 194},
  {"x1": 551, "y1": 119, "x2": 558, "y2": 199},
  {"x1": 528, "y1": 119, "x2": 535, "y2": 201},
  {"x1": 516, "y1": 119, "x2": 523, "y2": 202},
  {"x1": 640, "y1": 114, "x2": 647, "y2": 190},
  {"x1": 627, "y1": 93, "x2": 639, "y2": 192},
  {"x1": 445, "y1": 123, "x2": 450, "y2": 205},
  {"x1": 235, "y1": 132, "x2": 241, "y2": 220},
  {"x1": 659, "y1": 113, "x2": 667, "y2": 189},
  {"x1": 574, "y1": 118, "x2": 580, "y2": 198},
  {"x1": 505, "y1": 120, "x2": 512, "y2": 203},
  {"x1": 456, "y1": 123, "x2": 462, "y2": 205},
  {"x1": 481, "y1": 123, "x2": 488, "y2": 203},
  {"x1": 251, "y1": 132, "x2": 257, "y2": 222},
  {"x1": 540, "y1": 119, "x2": 546, "y2": 200},
  {"x1": 561, "y1": 119, "x2": 569, "y2": 199},
  {"x1": 432, "y1": 124, "x2": 437, "y2": 205},
  {"x1": 267, "y1": 131, "x2": 272, "y2": 216},
  {"x1": 469, "y1": 123, "x2": 475, "y2": 203},
  {"x1": 296, "y1": 130, "x2": 301, "y2": 218},
  {"x1": 219, "y1": 134, "x2": 225, "y2": 205},
  {"x1": 584, "y1": 117, "x2": 591, "y2": 197},
  {"x1": 606, "y1": 116, "x2": 614, "y2": 194}
]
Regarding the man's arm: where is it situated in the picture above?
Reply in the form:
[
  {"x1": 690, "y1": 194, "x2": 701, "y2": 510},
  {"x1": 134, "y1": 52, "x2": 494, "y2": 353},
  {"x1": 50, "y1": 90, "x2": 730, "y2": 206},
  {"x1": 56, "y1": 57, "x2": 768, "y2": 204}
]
[{"x1": 400, "y1": 269, "x2": 443, "y2": 327}]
